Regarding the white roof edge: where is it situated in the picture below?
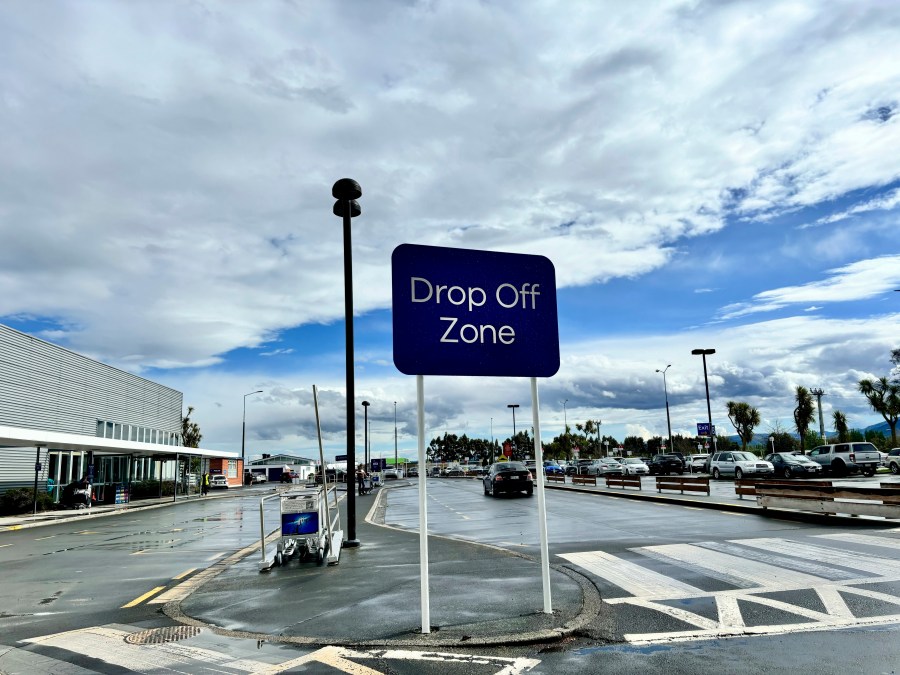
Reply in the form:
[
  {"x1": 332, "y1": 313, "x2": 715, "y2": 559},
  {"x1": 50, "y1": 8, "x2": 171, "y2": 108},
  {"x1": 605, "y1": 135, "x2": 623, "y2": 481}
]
[{"x1": 0, "y1": 425, "x2": 238, "y2": 458}]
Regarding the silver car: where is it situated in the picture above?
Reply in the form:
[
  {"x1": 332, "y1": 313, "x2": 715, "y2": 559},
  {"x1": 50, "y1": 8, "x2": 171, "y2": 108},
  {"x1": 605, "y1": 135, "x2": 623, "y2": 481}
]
[
  {"x1": 709, "y1": 451, "x2": 774, "y2": 480},
  {"x1": 619, "y1": 458, "x2": 649, "y2": 475}
]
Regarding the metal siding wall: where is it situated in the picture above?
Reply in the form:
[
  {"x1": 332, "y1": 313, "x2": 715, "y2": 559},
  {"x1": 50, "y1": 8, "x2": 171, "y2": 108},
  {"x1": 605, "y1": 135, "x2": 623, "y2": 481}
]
[
  {"x1": 0, "y1": 324, "x2": 183, "y2": 436},
  {"x1": 0, "y1": 446, "x2": 48, "y2": 494}
]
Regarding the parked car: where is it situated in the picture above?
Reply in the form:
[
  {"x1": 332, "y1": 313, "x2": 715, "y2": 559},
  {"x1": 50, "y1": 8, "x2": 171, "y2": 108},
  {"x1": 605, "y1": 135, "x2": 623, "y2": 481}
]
[
  {"x1": 407, "y1": 467, "x2": 419, "y2": 478},
  {"x1": 280, "y1": 470, "x2": 299, "y2": 483},
  {"x1": 444, "y1": 467, "x2": 464, "y2": 477},
  {"x1": 807, "y1": 442, "x2": 881, "y2": 477},
  {"x1": 689, "y1": 454, "x2": 709, "y2": 473},
  {"x1": 886, "y1": 448, "x2": 900, "y2": 475},
  {"x1": 583, "y1": 458, "x2": 625, "y2": 476},
  {"x1": 764, "y1": 452, "x2": 824, "y2": 478},
  {"x1": 483, "y1": 461, "x2": 534, "y2": 497},
  {"x1": 647, "y1": 454, "x2": 684, "y2": 475},
  {"x1": 709, "y1": 451, "x2": 774, "y2": 479},
  {"x1": 619, "y1": 457, "x2": 649, "y2": 475},
  {"x1": 248, "y1": 472, "x2": 267, "y2": 484},
  {"x1": 574, "y1": 459, "x2": 597, "y2": 475},
  {"x1": 383, "y1": 468, "x2": 403, "y2": 479},
  {"x1": 210, "y1": 475, "x2": 229, "y2": 489}
]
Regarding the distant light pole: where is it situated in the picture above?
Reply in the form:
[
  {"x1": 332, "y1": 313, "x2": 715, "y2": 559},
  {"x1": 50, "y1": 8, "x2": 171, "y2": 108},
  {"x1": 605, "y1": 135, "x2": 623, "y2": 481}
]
[
  {"x1": 769, "y1": 436, "x2": 775, "y2": 453},
  {"x1": 362, "y1": 401, "x2": 370, "y2": 471},
  {"x1": 562, "y1": 399, "x2": 568, "y2": 457},
  {"x1": 603, "y1": 439, "x2": 609, "y2": 457},
  {"x1": 242, "y1": 390, "x2": 263, "y2": 469},
  {"x1": 810, "y1": 387, "x2": 826, "y2": 441},
  {"x1": 691, "y1": 348, "x2": 717, "y2": 456},
  {"x1": 508, "y1": 404, "x2": 520, "y2": 458},
  {"x1": 656, "y1": 365, "x2": 674, "y2": 453},
  {"x1": 393, "y1": 401, "x2": 398, "y2": 472},
  {"x1": 490, "y1": 417, "x2": 494, "y2": 463},
  {"x1": 334, "y1": 177, "x2": 362, "y2": 547}
]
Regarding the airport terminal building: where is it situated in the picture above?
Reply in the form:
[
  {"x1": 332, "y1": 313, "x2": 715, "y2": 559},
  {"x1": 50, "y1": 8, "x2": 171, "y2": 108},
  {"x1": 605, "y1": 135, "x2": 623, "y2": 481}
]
[{"x1": 0, "y1": 323, "x2": 236, "y2": 501}]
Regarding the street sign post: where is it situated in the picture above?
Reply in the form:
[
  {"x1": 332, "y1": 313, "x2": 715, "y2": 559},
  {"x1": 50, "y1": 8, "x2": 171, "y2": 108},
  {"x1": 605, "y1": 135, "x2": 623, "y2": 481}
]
[{"x1": 392, "y1": 243, "x2": 560, "y2": 630}]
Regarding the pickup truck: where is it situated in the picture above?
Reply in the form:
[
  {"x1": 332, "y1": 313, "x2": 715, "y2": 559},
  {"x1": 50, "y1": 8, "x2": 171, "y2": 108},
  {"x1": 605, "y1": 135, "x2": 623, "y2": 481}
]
[{"x1": 807, "y1": 442, "x2": 881, "y2": 477}]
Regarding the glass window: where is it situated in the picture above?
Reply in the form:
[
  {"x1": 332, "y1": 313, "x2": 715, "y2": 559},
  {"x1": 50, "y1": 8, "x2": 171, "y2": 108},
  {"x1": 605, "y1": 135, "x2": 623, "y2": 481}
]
[
  {"x1": 227, "y1": 460, "x2": 238, "y2": 478},
  {"x1": 96, "y1": 420, "x2": 104, "y2": 437},
  {"x1": 106, "y1": 421, "x2": 114, "y2": 438}
]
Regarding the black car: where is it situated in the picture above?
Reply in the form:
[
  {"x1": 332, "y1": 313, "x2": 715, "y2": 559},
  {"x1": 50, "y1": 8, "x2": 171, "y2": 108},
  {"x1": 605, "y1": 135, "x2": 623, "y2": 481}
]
[
  {"x1": 483, "y1": 461, "x2": 534, "y2": 497},
  {"x1": 647, "y1": 454, "x2": 684, "y2": 475},
  {"x1": 764, "y1": 452, "x2": 825, "y2": 479},
  {"x1": 407, "y1": 468, "x2": 419, "y2": 478}
]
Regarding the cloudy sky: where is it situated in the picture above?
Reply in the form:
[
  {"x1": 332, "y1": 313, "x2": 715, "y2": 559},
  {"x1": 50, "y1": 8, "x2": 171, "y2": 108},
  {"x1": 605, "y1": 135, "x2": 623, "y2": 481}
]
[{"x1": 1, "y1": 0, "x2": 898, "y2": 461}]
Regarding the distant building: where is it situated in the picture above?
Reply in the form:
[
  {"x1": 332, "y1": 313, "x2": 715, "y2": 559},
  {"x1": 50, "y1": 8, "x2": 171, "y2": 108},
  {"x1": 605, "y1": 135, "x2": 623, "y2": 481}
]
[{"x1": 248, "y1": 453, "x2": 318, "y2": 481}]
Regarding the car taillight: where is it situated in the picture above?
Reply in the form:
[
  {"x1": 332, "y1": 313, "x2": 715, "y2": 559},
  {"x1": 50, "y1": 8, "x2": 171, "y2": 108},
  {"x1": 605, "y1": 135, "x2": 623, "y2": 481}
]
[
  {"x1": 849, "y1": 453, "x2": 855, "y2": 462},
  {"x1": 495, "y1": 475, "x2": 504, "y2": 481},
  {"x1": 527, "y1": 472, "x2": 533, "y2": 480}
]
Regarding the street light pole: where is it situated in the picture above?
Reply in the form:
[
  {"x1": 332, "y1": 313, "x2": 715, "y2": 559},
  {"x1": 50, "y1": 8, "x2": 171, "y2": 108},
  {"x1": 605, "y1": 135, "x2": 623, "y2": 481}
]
[
  {"x1": 333, "y1": 177, "x2": 362, "y2": 547},
  {"x1": 769, "y1": 435, "x2": 775, "y2": 453},
  {"x1": 508, "y1": 404, "x2": 519, "y2": 459},
  {"x1": 242, "y1": 390, "x2": 263, "y2": 471},
  {"x1": 691, "y1": 349, "x2": 717, "y2": 456},
  {"x1": 490, "y1": 417, "x2": 494, "y2": 463},
  {"x1": 562, "y1": 398, "x2": 568, "y2": 458},
  {"x1": 656, "y1": 365, "x2": 674, "y2": 454},
  {"x1": 394, "y1": 401, "x2": 398, "y2": 472}
]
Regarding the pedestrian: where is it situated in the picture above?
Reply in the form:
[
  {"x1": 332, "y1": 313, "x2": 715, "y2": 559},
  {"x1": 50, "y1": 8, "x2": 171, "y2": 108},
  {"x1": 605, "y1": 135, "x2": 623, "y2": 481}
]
[
  {"x1": 202, "y1": 473, "x2": 210, "y2": 496},
  {"x1": 46, "y1": 476, "x2": 56, "y2": 501},
  {"x1": 357, "y1": 464, "x2": 367, "y2": 495}
]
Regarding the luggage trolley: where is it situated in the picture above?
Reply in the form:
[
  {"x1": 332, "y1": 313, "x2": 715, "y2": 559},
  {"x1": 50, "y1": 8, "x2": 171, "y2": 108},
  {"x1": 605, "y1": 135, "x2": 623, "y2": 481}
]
[{"x1": 276, "y1": 485, "x2": 328, "y2": 566}]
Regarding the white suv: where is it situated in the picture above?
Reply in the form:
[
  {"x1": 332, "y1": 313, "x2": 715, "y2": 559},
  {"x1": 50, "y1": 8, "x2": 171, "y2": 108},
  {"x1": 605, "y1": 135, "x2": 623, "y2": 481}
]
[{"x1": 709, "y1": 451, "x2": 774, "y2": 480}]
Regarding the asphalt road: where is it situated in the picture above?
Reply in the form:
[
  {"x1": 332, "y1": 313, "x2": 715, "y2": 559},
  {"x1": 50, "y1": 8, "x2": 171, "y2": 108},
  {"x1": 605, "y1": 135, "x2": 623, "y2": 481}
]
[{"x1": 1, "y1": 479, "x2": 899, "y2": 674}]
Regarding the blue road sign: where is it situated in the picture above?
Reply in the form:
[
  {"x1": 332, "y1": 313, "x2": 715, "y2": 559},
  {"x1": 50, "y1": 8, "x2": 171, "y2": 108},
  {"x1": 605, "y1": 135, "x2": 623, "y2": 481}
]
[
  {"x1": 697, "y1": 423, "x2": 716, "y2": 436},
  {"x1": 392, "y1": 244, "x2": 559, "y2": 377},
  {"x1": 371, "y1": 458, "x2": 383, "y2": 472},
  {"x1": 335, "y1": 454, "x2": 347, "y2": 462}
]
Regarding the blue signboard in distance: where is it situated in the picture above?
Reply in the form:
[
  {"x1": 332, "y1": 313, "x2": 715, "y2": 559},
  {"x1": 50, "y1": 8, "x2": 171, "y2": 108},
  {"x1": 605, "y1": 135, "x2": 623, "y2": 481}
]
[
  {"x1": 391, "y1": 244, "x2": 559, "y2": 377},
  {"x1": 697, "y1": 423, "x2": 716, "y2": 436}
]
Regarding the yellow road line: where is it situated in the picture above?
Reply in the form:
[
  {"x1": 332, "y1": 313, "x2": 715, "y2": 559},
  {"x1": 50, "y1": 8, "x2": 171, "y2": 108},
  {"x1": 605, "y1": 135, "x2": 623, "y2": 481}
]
[
  {"x1": 121, "y1": 585, "x2": 165, "y2": 608},
  {"x1": 35, "y1": 535, "x2": 57, "y2": 540},
  {"x1": 173, "y1": 568, "x2": 196, "y2": 580}
]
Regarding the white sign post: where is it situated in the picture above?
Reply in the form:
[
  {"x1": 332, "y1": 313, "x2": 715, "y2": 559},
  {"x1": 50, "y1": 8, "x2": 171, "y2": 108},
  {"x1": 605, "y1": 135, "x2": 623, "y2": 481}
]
[{"x1": 393, "y1": 244, "x2": 560, "y2": 632}]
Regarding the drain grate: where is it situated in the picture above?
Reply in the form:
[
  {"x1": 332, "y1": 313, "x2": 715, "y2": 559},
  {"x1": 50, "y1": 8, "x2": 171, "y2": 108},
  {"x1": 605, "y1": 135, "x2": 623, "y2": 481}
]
[{"x1": 125, "y1": 625, "x2": 202, "y2": 645}]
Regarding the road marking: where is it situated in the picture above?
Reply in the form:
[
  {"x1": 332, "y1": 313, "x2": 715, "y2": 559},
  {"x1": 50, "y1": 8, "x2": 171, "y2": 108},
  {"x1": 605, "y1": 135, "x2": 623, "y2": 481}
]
[
  {"x1": 0, "y1": 543, "x2": 12, "y2": 548},
  {"x1": 736, "y1": 537, "x2": 900, "y2": 575},
  {"x1": 205, "y1": 552, "x2": 226, "y2": 561},
  {"x1": 816, "y1": 532, "x2": 900, "y2": 551},
  {"x1": 121, "y1": 586, "x2": 165, "y2": 608},
  {"x1": 173, "y1": 568, "x2": 196, "y2": 580},
  {"x1": 558, "y1": 550, "x2": 703, "y2": 598},
  {"x1": 34, "y1": 535, "x2": 57, "y2": 540}
]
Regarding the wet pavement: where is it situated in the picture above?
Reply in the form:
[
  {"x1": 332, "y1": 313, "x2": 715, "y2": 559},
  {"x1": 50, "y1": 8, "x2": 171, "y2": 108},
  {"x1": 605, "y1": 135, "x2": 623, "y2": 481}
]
[{"x1": 3, "y1": 474, "x2": 898, "y2": 650}]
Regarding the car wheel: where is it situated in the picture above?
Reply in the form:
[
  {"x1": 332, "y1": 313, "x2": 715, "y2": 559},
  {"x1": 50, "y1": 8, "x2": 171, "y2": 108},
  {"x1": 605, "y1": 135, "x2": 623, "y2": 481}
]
[
  {"x1": 863, "y1": 467, "x2": 875, "y2": 477},
  {"x1": 274, "y1": 551, "x2": 283, "y2": 567},
  {"x1": 526, "y1": 488, "x2": 533, "y2": 497},
  {"x1": 735, "y1": 468, "x2": 743, "y2": 480},
  {"x1": 783, "y1": 467, "x2": 792, "y2": 479},
  {"x1": 832, "y1": 461, "x2": 846, "y2": 477},
  {"x1": 712, "y1": 468, "x2": 721, "y2": 479},
  {"x1": 892, "y1": 463, "x2": 900, "y2": 475}
]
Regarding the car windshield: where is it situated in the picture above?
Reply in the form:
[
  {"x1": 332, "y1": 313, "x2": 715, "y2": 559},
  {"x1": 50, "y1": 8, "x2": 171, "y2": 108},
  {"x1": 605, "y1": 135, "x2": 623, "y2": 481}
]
[
  {"x1": 623, "y1": 458, "x2": 641, "y2": 464},
  {"x1": 734, "y1": 452, "x2": 758, "y2": 461}
]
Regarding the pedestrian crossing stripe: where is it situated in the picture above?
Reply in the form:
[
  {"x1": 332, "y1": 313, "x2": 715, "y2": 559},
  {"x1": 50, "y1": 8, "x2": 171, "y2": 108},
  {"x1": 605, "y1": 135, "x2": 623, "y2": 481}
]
[{"x1": 559, "y1": 531, "x2": 900, "y2": 644}]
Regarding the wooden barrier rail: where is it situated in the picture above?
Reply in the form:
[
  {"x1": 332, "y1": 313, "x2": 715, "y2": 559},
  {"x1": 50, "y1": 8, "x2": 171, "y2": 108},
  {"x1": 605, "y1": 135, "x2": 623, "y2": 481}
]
[
  {"x1": 605, "y1": 475, "x2": 642, "y2": 490},
  {"x1": 735, "y1": 478, "x2": 832, "y2": 499},
  {"x1": 571, "y1": 474, "x2": 597, "y2": 486},
  {"x1": 656, "y1": 475, "x2": 710, "y2": 495},
  {"x1": 756, "y1": 484, "x2": 900, "y2": 518},
  {"x1": 545, "y1": 474, "x2": 567, "y2": 484}
]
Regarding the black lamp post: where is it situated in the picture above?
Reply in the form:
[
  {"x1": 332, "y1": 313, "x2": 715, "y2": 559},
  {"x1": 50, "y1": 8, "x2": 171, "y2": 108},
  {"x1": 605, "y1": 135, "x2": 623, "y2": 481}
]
[
  {"x1": 334, "y1": 178, "x2": 362, "y2": 547},
  {"x1": 242, "y1": 390, "x2": 263, "y2": 470},
  {"x1": 691, "y1": 349, "x2": 717, "y2": 456},
  {"x1": 507, "y1": 404, "x2": 519, "y2": 459},
  {"x1": 656, "y1": 365, "x2": 673, "y2": 453}
]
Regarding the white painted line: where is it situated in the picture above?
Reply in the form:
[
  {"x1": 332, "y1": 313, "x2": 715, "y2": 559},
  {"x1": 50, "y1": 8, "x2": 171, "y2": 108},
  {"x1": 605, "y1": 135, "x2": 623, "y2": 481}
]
[
  {"x1": 815, "y1": 586, "x2": 854, "y2": 619},
  {"x1": 34, "y1": 535, "x2": 57, "y2": 540},
  {"x1": 558, "y1": 550, "x2": 703, "y2": 598},
  {"x1": 622, "y1": 598, "x2": 718, "y2": 630},
  {"x1": 0, "y1": 543, "x2": 12, "y2": 548},
  {"x1": 205, "y1": 552, "x2": 226, "y2": 561},
  {"x1": 173, "y1": 567, "x2": 196, "y2": 580},
  {"x1": 737, "y1": 538, "x2": 900, "y2": 575},
  {"x1": 639, "y1": 543, "x2": 836, "y2": 589},
  {"x1": 695, "y1": 541, "x2": 860, "y2": 581},
  {"x1": 816, "y1": 532, "x2": 900, "y2": 551},
  {"x1": 716, "y1": 595, "x2": 744, "y2": 629}
]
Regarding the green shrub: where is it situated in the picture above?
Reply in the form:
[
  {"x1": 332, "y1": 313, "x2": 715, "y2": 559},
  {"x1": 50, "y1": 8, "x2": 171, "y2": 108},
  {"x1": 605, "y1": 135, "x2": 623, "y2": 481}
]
[{"x1": 0, "y1": 488, "x2": 56, "y2": 516}]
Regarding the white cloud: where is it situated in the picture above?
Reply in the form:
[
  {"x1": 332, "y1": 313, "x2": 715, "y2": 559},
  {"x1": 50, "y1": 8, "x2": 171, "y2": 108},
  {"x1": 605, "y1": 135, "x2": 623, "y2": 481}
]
[
  {"x1": 719, "y1": 255, "x2": 900, "y2": 319},
  {"x1": 0, "y1": 1, "x2": 899, "y2": 367}
]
